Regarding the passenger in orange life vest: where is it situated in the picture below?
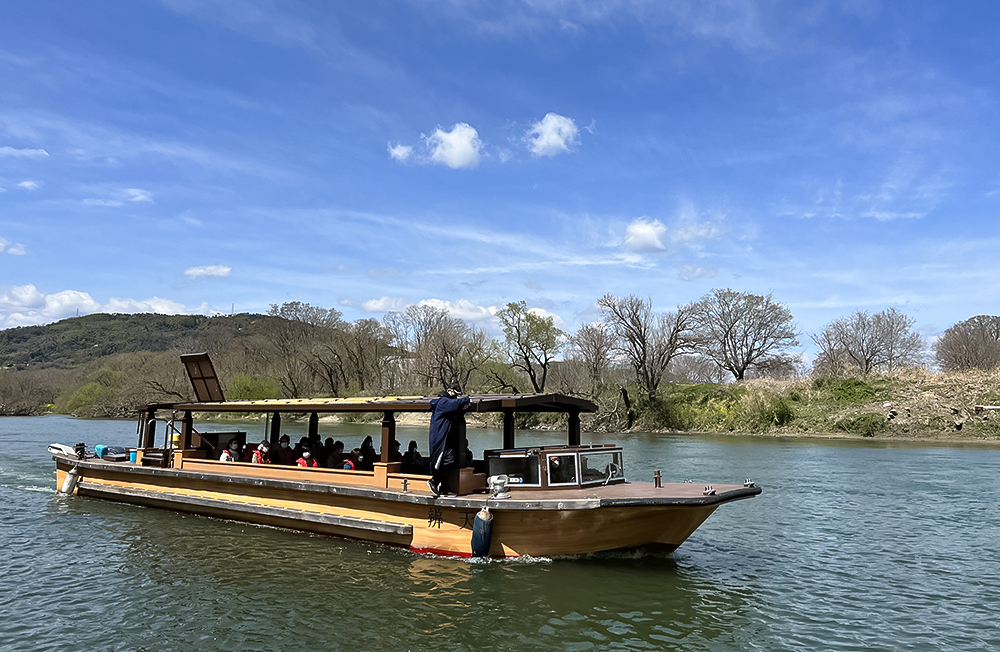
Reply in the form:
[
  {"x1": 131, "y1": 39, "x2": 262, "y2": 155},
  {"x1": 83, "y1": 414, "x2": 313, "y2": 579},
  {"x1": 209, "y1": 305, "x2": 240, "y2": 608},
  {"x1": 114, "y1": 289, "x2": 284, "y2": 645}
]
[
  {"x1": 272, "y1": 434, "x2": 294, "y2": 465},
  {"x1": 251, "y1": 440, "x2": 271, "y2": 464},
  {"x1": 220, "y1": 439, "x2": 240, "y2": 462},
  {"x1": 296, "y1": 448, "x2": 318, "y2": 467}
]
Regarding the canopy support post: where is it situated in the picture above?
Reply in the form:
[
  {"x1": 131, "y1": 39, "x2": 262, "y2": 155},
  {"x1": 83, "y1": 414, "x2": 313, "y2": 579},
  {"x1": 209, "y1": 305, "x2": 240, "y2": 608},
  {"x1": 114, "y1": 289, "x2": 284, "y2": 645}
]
[
  {"x1": 568, "y1": 410, "x2": 581, "y2": 446},
  {"x1": 182, "y1": 411, "x2": 193, "y2": 449},
  {"x1": 503, "y1": 410, "x2": 515, "y2": 449},
  {"x1": 269, "y1": 411, "x2": 281, "y2": 444},
  {"x1": 380, "y1": 411, "x2": 396, "y2": 462},
  {"x1": 308, "y1": 412, "x2": 319, "y2": 440}
]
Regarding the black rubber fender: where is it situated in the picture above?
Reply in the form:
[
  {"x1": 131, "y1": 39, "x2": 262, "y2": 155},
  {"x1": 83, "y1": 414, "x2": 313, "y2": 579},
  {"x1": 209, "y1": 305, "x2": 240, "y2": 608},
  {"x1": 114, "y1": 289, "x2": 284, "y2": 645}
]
[{"x1": 470, "y1": 507, "x2": 493, "y2": 557}]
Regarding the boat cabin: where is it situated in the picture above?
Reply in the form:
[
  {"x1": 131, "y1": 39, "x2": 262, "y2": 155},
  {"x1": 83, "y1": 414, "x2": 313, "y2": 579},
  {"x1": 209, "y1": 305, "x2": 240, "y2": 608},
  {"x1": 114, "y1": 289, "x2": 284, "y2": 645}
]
[{"x1": 131, "y1": 353, "x2": 610, "y2": 497}]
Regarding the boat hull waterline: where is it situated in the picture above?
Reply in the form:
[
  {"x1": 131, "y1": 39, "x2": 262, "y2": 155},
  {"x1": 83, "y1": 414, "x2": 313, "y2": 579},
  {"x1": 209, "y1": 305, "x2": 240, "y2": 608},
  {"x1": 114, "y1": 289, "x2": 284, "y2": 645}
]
[{"x1": 54, "y1": 455, "x2": 760, "y2": 558}]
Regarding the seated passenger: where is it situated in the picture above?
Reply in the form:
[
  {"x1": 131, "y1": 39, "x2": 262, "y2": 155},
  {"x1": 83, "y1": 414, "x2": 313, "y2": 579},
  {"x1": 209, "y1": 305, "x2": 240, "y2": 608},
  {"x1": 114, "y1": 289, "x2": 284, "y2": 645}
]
[
  {"x1": 272, "y1": 434, "x2": 294, "y2": 465},
  {"x1": 325, "y1": 440, "x2": 345, "y2": 469},
  {"x1": 387, "y1": 439, "x2": 403, "y2": 464},
  {"x1": 296, "y1": 447, "x2": 318, "y2": 467},
  {"x1": 321, "y1": 438, "x2": 336, "y2": 467},
  {"x1": 344, "y1": 448, "x2": 362, "y2": 470},
  {"x1": 401, "y1": 440, "x2": 423, "y2": 474},
  {"x1": 293, "y1": 436, "x2": 310, "y2": 461},
  {"x1": 357, "y1": 436, "x2": 376, "y2": 471},
  {"x1": 219, "y1": 439, "x2": 240, "y2": 462},
  {"x1": 250, "y1": 440, "x2": 271, "y2": 464}
]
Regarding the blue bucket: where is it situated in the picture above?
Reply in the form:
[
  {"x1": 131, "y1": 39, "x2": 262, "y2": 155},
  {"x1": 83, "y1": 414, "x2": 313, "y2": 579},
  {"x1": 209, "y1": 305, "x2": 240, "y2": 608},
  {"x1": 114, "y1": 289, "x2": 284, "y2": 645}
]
[{"x1": 129, "y1": 449, "x2": 137, "y2": 463}]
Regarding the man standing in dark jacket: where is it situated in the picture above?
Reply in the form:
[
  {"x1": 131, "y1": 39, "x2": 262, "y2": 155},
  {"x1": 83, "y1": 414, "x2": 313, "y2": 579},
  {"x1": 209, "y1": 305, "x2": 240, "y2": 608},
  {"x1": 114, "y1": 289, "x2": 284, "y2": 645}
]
[{"x1": 427, "y1": 388, "x2": 470, "y2": 497}]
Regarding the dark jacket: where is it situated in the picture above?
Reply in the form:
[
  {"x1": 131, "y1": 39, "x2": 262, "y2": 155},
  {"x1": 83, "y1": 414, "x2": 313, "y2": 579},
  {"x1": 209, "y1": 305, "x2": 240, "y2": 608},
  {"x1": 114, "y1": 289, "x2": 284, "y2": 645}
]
[{"x1": 428, "y1": 395, "x2": 470, "y2": 468}]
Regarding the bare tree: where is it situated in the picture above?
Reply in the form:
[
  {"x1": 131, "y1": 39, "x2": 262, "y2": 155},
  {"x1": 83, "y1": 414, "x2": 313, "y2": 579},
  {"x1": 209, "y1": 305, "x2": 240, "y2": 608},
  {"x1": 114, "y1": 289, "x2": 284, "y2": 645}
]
[
  {"x1": 935, "y1": 315, "x2": 1000, "y2": 371},
  {"x1": 597, "y1": 294, "x2": 695, "y2": 404},
  {"x1": 387, "y1": 305, "x2": 490, "y2": 392},
  {"x1": 813, "y1": 307, "x2": 924, "y2": 375},
  {"x1": 690, "y1": 289, "x2": 799, "y2": 381},
  {"x1": 568, "y1": 323, "x2": 615, "y2": 396},
  {"x1": 495, "y1": 301, "x2": 563, "y2": 393}
]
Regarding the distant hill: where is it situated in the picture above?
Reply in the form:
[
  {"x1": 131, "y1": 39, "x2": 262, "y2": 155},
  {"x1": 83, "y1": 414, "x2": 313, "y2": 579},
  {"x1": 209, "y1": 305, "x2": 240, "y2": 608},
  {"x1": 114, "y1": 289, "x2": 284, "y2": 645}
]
[{"x1": 0, "y1": 312, "x2": 281, "y2": 368}]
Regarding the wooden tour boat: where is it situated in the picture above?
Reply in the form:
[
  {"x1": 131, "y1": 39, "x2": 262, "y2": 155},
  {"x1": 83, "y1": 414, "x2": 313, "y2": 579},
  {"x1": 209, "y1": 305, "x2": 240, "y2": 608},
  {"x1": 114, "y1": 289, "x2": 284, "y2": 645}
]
[{"x1": 51, "y1": 353, "x2": 761, "y2": 558}]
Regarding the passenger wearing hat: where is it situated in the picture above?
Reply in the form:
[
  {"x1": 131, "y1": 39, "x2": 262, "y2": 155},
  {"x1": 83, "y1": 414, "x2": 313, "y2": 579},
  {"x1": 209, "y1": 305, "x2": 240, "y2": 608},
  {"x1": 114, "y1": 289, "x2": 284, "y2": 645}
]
[
  {"x1": 272, "y1": 434, "x2": 294, "y2": 465},
  {"x1": 427, "y1": 387, "x2": 470, "y2": 497}
]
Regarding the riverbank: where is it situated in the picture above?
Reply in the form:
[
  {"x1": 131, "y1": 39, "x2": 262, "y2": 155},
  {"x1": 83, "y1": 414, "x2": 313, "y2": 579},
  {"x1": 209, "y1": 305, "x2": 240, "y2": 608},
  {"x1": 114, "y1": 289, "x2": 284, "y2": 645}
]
[{"x1": 632, "y1": 368, "x2": 1000, "y2": 444}]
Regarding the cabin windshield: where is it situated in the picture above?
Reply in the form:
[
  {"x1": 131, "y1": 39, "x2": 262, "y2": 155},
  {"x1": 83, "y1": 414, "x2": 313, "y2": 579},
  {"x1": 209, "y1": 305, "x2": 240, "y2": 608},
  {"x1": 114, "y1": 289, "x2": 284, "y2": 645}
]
[
  {"x1": 580, "y1": 450, "x2": 624, "y2": 485},
  {"x1": 546, "y1": 453, "x2": 578, "y2": 486},
  {"x1": 487, "y1": 450, "x2": 541, "y2": 486}
]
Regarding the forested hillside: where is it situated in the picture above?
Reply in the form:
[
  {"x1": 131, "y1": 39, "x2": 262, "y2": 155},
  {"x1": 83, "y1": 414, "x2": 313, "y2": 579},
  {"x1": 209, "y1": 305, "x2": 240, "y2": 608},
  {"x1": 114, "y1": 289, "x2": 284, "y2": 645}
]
[{"x1": 0, "y1": 312, "x2": 282, "y2": 368}]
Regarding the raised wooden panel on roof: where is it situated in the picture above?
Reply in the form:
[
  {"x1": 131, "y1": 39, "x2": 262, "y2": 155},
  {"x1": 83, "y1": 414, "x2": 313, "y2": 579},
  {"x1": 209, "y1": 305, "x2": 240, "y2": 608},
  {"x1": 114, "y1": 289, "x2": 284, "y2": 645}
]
[{"x1": 180, "y1": 352, "x2": 225, "y2": 402}]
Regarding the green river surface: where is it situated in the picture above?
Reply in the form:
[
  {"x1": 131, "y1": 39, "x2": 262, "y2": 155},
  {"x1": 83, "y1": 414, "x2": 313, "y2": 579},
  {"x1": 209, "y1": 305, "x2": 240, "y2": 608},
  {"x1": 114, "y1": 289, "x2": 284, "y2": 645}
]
[{"x1": 1, "y1": 415, "x2": 998, "y2": 651}]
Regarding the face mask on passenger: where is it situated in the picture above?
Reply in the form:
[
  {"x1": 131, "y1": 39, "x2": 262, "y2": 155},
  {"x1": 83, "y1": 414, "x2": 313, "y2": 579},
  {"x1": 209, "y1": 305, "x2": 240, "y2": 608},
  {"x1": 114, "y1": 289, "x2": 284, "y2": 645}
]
[{"x1": 303, "y1": 451, "x2": 311, "y2": 458}]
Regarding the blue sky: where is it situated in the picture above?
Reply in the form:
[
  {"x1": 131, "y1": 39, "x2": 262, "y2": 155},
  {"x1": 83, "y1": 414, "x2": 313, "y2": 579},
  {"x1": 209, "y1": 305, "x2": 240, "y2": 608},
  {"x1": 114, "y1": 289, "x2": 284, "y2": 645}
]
[{"x1": 2, "y1": 1, "x2": 999, "y2": 353}]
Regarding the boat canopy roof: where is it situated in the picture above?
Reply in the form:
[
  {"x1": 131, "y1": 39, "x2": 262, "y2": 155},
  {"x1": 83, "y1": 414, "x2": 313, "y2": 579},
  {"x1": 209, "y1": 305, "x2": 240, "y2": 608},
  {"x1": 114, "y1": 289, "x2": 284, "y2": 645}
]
[{"x1": 143, "y1": 393, "x2": 597, "y2": 414}]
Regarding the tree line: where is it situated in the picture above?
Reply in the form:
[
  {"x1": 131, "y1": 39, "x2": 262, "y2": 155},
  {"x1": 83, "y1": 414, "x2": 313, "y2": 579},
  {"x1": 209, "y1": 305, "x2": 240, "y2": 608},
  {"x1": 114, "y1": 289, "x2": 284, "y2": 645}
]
[{"x1": 1, "y1": 291, "x2": 998, "y2": 420}]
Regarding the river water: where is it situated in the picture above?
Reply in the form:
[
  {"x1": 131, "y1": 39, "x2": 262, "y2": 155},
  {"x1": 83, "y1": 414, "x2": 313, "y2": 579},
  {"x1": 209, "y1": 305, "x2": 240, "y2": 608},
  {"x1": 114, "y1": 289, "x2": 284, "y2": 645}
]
[{"x1": 1, "y1": 415, "x2": 998, "y2": 651}]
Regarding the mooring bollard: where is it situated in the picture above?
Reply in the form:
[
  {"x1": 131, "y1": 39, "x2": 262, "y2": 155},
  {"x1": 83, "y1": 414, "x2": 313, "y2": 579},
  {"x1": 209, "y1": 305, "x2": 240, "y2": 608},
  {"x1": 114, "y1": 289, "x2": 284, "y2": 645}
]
[{"x1": 654, "y1": 470, "x2": 662, "y2": 489}]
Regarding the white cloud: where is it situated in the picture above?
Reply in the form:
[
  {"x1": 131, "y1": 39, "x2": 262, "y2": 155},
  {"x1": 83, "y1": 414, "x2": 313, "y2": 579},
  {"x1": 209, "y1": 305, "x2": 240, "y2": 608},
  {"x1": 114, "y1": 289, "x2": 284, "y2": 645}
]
[
  {"x1": 0, "y1": 146, "x2": 49, "y2": 159},
  {"x1": 527, "y1": 306, "x2": 566, "y2": 328},
  {"x1": 418, "y1": 298, "x2": 496, "y2": 322},
  {"x1": 184, "y1": 264, "x2": 231, "y2": 278},
  {"x1": 17, "y1": 180, "x2": 40, "y2": 191},
  {"x1": 387, "y1": 142, "x2": 413, "y2": 163},
  {"x1": 362, "y1": 296, "x2": 410, "y2": 312},
  {"x1": 124, "y1": 188, "x2": 153, "y2": 202},
  {"x1": 0, "y1": 283, "x2": 214, "y2": 328},
  {"x1": 497, "y1": 147, "x2": 513, "y2": 163},
  {"x1": 83, "y1": 198, "x2": 124, "y2": 207},
  {"x1": 425, "y1": 123, "x2": 482, "y2": 169},
  {"x1": 0, "y1": 237, "x2": 26, "y2": 255},
  {"x1": 624, "y1": 218, "x2": 668, "y2": 252},
  {"x1": 525, "y1": 113, "x2": 579, "y2": 157},
  {"x1": 677, "y1": 264, "x2": 719, "y2": 281}
]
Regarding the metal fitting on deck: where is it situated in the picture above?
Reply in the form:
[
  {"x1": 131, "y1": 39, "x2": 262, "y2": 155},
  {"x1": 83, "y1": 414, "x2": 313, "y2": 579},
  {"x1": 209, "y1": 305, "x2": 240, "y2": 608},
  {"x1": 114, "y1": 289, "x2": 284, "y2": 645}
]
[
  {"x1": 703, "y1": 485, "x2": 716, "y2": 496},
  {"x1": 654, "y1": 470, "x2": 662, "y2": 488}
]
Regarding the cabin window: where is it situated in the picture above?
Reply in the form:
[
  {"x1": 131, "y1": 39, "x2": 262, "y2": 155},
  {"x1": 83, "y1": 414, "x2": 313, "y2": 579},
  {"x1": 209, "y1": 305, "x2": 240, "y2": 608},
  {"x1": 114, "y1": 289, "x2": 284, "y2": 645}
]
[
  {"x1": 546, "y1": 453, "x2": 579, "y2": 486},
  {"x1": 487, "y1": 451, "x2": 541, "y2": 486},
  {"x1": 580, "y1": 450, "x2": 625, "y2": 485}
]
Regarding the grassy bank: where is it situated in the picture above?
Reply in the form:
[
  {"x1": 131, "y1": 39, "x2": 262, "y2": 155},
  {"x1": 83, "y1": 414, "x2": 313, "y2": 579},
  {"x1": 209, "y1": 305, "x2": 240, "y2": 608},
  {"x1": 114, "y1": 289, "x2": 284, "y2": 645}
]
[{"x1": 614, "y1": 368, "x2": 1000, "y2": 442}]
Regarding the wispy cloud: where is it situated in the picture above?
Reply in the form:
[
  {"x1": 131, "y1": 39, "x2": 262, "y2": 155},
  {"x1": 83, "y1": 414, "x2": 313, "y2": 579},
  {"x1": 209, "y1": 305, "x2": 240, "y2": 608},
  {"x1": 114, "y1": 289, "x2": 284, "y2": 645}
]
[
  {"x1": 362, "y1": 296, "x2": 409, "y2": 312},
  {"x1": 417, "y1": 298, "x2": 496, "y2": 322},
  {"x1": 0, "y1": 146, "x2": 49, "y2": 158},
  {"x1": 157, "y1": 0, "x2": 318, "y2": 50},
  {"x1": 387, "y1": 142, "x2": 412, "y2": 162},
  {"x1": 525, "y1": 113, "x2": 579, "y2": 157},
  {"x1": 0, "y1": 236, "x2": 27, "y2": 255},
  {"x1": 124, "y1": 188, "x2": 153, "y2": 202},
  {"x1": 16, "y1": 180, "x2": 40, "y2": 191},
  {"x1": 184, "y1": 264, "x2": 231, "y2": 278}
]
